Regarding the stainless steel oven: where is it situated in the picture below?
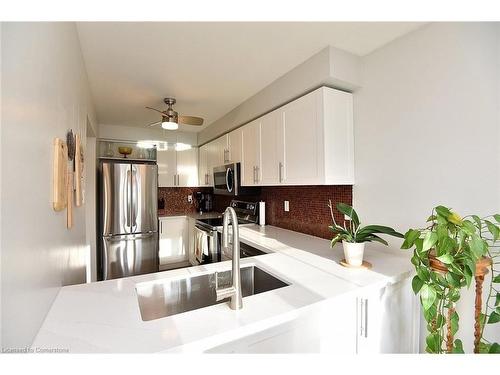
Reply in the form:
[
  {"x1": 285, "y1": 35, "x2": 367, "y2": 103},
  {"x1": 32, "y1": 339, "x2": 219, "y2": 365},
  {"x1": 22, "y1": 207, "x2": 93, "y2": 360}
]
[
  {"x1": 193, "y1": 222, "x2": 220, "y2": 265},
  {"x1": 213, "y1": 163, "x2": 260, "y2": 196}
]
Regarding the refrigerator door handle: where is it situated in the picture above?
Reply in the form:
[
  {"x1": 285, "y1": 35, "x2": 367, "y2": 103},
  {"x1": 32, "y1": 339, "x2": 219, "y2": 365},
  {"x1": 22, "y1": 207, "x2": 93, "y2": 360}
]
[
  {"x1": 125, "y1": 169, "x2": 131, "y2": 230},
  {"x1": 131, "y1": 167, "x2": 138, "y2": 231}
]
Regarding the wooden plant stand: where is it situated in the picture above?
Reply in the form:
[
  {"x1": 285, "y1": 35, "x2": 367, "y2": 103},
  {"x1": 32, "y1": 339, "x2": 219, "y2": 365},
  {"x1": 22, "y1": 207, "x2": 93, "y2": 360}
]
[{"x1": 429, "y1": 254, "x2": 492, "y2": 353}]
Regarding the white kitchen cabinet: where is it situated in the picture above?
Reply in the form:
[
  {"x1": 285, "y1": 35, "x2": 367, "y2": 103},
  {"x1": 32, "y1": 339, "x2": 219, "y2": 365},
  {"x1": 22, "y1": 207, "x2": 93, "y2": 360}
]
[
  {"x1": 158, "y1": 216, "x2": 189, "y2": 269},
  {"x1": 158, "y1": 147, "x2": 199, "y2": 187},
  {"x1": 237, "y1": 87, "x2": 354, "y2": 186},
  {"x1": 157, "y1": 148, "x2": 177, "y2": 187},
  {"x1": 259, "y1": 110, "x2": 283, "y2": 185},
  {"x1": 206, "y1": 294, "x2": 357, "y2": 354},
  {"x1": 176, "y1": 147, "x2": 198, "y2": 187},
  {"x1": 356, "y1": 276, "x2": 419, "y2": 353},
  {"x1": 210, "y1": 134, "x2": 230, "y2": 167},
  {"x1": 241, "y1": 119, "x2": 261, "y2": 186},
  {"x1": 280, "y1": 90, "x2": 322, "y2": 185},
  {"x1": 198, "y1": 143, "x2": 210, "y2": 186},
  {"x1": 227, "y1": 127, "x2": 243, "y2": 163}
]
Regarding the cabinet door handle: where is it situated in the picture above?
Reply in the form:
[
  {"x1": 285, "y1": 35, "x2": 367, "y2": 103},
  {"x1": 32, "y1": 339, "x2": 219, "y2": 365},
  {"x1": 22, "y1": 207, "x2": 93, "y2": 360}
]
[
  {"x1": 173, "y1": 174, "x2": 176, "y2": 186},
  {"x1": 279, "y1": 162, "x2": 283, "y2": 183},
  {"x1": 360, "y1": 298, "x2": 368, "y2": 338},
  {"x1": 160, "y1": 220, "x2": 163, "y2": 234},
  {"x1": 255, "y1": 165, "x2": 259, "y2": 183},
  {"x1": 253, "y1": 166, "x2": 256, "y2": 184}
]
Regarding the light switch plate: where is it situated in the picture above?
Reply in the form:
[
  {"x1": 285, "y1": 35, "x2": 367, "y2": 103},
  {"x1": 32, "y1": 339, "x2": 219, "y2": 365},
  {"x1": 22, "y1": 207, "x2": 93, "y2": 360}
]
[
  {"x1": 284, "y1": 201, "x2": 289, "y2": 212},
  {"x1": 187, "y1": 195, "x2": 193, "y2": 203}
]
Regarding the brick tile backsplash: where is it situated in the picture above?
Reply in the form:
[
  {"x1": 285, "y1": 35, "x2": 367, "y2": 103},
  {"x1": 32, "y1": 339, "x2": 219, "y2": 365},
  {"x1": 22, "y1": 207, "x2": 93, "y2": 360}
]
[
  {"x1": 157, "y1": 187, "x2": 211, "y2": 216},
  {"x1": 213, "y1": 185, "x2": 352, "y2": 240},
  {"x1": 159, "y1": 185, "x2": 352, "y2": 240}
]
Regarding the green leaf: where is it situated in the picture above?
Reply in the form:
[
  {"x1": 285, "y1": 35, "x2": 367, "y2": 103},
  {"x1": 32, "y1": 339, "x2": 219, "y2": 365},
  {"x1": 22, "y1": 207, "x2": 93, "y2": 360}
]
[
  {"x1": 436, "y1": 253, "x2": 454, "y2": 264},
  {"x1": 357, "y1": 225, "x2": 403, "y2": 238},
  {"x1": 462, "y1": 220, "x2": 476, "y2": 235},
  {"x1": 472, "y1": 215, "x2": 482, "y2": 230},
  {"x1": 493, "y1": 214, "x2": 500, "y2": 224},
  {"x1": 489, "y1": 343, "x2": 500, "y2": 353},
  {"x1": 367, "y1": 234, "x2": 389, "y2": 246},
  {"x1": 422, "y1": 232, "x2": 438, "y2": 251},
  {"x1": 464, "y1": 266, "x2": 473, "y2": 288},
  {"x1": 438, "y1": 237, "x2": 456, "y2": 255},
  {"x1": 423, "y1": 304, "x2": 437, "y2": 323},
  {"x1": 452, "y1": 339, "x2": 464, "y2": 354},
  {"x1": 420, "y1": 284, "x2": 437, "y2": 311},
  {"x1": 487, "y1": 311, "x2": 500, "y2": 324},
  {"x1": 469, "y1": 236, "x2": 487, "y2": 258},
  {"x1": 426, "y1": 333, "x2": 440, "y2": 353},
  {"x1": 335, "y1": 203, "x2": 359, "y2": 228},
  {"x1": 412, "y1": 275, "x2": 424, "y2": 294},
  {"x1": 435, "y1": 206, "x2": 452, "y2": 219},
  {"x1": 495, "y1": 292, "x2": 500, "y2": 306},
  {"x1": 411, "y1": 253, "x2": 420, "y2": 267},
  {"x1": 417, "y1": 266, "x2": 430, "y2": 282},
  {"x1": 401, "y1": 229, "x2": 421, "y2": 249},
  {"x1": 485, "y1": 220, "x2": 500, "y2": 241},
  {"x1": 450, "y1": 311, "x2": 459, "y2": 336},
  {"x1": 493, "y1": 274, "x2": 500, "y2": 283},
  {"x1": 446, "y1": 272, "x2": 462, "y2": 288}
]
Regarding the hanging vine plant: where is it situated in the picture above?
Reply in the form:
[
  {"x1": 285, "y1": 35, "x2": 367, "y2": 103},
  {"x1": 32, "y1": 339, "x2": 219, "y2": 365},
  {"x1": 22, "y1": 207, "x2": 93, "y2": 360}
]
[{"x1": 401, "y1": 205, "x2": 500, "y2": 354}]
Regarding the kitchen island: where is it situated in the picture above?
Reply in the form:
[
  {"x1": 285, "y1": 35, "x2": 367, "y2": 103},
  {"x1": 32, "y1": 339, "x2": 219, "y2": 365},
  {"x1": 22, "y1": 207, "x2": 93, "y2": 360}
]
[{"x1": 33, "y1": 225, "x2": 418, "y2": 353}]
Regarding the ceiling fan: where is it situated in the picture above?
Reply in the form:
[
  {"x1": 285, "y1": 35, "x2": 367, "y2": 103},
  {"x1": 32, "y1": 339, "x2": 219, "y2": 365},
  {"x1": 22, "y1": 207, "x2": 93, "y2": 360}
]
[{"x1": 146, "y1": 98, "x2": 204, "y2": 130}]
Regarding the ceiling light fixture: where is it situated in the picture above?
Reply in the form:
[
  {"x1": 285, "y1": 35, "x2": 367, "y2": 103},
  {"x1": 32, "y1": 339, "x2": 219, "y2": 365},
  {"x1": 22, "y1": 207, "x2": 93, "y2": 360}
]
[{"x1": 161, "y1": 117, "x2": 178, "y2": 130}]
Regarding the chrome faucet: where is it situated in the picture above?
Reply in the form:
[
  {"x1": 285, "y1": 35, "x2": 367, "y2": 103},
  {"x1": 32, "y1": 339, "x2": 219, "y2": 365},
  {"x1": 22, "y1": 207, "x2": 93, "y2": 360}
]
[{"x1": 215, "y1": 206, "x2": 243, "y2": 310}]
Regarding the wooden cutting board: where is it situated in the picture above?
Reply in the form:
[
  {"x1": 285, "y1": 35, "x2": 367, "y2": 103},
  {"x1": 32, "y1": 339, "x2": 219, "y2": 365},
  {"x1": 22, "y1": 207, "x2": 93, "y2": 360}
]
[
  {"x1": 75, "y1": 134, "x2": 84, "y2": 207},
  {"x1": 53, "y1": 138, "x2": 68, "y2": 211}
]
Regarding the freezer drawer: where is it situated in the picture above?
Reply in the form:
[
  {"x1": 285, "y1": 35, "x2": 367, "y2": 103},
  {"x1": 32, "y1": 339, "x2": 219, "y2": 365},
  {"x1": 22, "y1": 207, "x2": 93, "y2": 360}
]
[{"x1": 102, "y1": 232, "x2": 158, "y2": 280}]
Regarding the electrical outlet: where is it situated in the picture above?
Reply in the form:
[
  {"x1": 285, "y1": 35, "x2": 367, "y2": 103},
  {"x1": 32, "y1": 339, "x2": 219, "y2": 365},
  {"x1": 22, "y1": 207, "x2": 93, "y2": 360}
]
[
  {"x1": 187, "y1": 195, "x2": 193, "y2": 204},
  {"x1": 284, "y1": 200, "x2": 289, "y2": 212}
]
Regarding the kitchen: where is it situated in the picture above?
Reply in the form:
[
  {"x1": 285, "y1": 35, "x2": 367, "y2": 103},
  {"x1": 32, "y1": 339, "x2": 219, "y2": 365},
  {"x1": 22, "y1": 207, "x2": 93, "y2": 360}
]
[{"x1": 1, "y1": 5, "x2": 500, "y2": 370}]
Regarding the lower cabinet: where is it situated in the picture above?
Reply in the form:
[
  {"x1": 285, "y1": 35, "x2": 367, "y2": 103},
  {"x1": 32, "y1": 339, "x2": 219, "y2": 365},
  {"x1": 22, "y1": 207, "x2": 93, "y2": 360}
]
[
  {"x1": 356, "y1": 276, "x2": 420, "y2": 353},
  {"x1": 158, "y1": 216, "x2": 190, "y2": 270},
  {"x1": 205, "y1": 294, "x2": 357, "y2": 354},
  {"x1": 203, "y1": 276, "x2": 418, "y2": 354}
]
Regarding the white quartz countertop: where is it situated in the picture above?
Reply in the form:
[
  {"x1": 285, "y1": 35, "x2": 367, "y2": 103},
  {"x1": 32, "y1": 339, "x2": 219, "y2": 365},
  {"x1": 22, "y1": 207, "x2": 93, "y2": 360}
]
[{"x1": 33, "y1": 225, "x2": 413, "y2": 353}]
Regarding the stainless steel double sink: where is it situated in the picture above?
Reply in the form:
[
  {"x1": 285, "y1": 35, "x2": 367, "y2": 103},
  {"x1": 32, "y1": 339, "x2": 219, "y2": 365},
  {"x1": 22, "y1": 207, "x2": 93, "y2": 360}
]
[{"x1": 136, "y1": 266, "x2": 289, "y2": 321}]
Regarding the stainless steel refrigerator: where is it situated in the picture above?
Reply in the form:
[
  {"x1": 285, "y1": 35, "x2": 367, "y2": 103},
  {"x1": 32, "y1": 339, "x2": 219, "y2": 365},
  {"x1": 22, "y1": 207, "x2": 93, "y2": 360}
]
[{"x1": 99, "y1": 161, "x2": 158, "y2": 280}]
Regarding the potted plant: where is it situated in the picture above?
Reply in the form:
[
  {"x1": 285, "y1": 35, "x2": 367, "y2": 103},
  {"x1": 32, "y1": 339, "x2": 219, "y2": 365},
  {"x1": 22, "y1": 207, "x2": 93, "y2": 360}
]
[
  {"x1": 328, "y1": 201, "x2": 403, "y2": 266},
  {"x1": 401, "y1": 205, "x2": 500, "y2": 353}
]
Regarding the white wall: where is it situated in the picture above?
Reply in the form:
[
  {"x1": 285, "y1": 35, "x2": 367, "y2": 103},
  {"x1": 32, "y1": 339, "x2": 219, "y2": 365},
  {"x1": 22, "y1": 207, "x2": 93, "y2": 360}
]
[
  {"x1": 198, "y1": 46, "x2": 361, "y2": 145},
  {"x1": 1, "y1": 22, "x2": 97, "y2": 348},
  {"x1": 354, "y1": 22, "x2": 500, "y2": 352},
  {"x1": 99, "y1": 123, "x2": 197, "y2": 146}
]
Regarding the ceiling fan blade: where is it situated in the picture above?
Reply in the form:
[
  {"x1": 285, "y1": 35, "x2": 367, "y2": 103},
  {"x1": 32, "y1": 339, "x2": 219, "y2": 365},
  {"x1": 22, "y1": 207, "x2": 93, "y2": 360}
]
[
  {"x1": 145, "y1": 106, "x2": 166, "y2": 115},
  {"x1": 179, "y1": 115, "x2": 204, "y2": 126},
  {"x1": 147, "y1": 120, "x2": 162, "y2": 127}
]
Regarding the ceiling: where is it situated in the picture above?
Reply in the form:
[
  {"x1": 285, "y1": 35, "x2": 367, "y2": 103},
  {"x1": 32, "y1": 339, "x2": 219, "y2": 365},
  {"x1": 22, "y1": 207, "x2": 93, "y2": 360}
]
[{"x1": 77, "y1": 22, "x2": 425, "y2": 132}]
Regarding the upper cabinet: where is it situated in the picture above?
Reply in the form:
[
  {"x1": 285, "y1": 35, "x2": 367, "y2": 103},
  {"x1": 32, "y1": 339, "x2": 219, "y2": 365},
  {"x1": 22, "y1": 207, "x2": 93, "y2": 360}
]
[
  {"x1": 227, "y1": 127, "x2": 243, "y2": 163},
  {"x1": 198, "y1": 143, "x2": 211, "y2": 186},
  {"x1": 241, "y1": 119, "x2": 261, "y2": 186},
  {"x1": 198, "y1": 86, "x2": 354, "y2": 188},
  {"x1": 158, "y1": 146, "x2": 198, "y2": 187},
  {"x1": 241, "y1": 87, "x2": 354, "y2": 186}
]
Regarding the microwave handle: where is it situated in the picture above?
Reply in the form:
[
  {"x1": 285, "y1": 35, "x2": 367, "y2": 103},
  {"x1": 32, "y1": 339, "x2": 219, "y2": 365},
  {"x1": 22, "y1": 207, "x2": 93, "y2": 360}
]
[{"x1": 225, "y1": 167, "x2": 233, "y2": 193}]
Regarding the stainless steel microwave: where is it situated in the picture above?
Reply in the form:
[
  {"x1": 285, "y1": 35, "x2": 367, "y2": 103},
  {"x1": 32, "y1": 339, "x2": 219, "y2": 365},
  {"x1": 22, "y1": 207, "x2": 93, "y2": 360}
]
[{"x1": 213, "y1": 163, "x2": 260, "y2": 196}]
